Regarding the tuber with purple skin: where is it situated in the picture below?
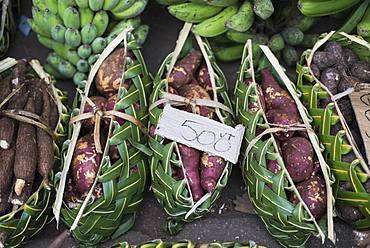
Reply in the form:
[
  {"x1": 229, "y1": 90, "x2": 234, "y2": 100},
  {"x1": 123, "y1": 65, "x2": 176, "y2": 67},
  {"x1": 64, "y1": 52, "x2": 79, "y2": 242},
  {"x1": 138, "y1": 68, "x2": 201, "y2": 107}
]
[
  {"x1": 198, "y1": 63, "x2": 212, "y2": 92},
  {"x1": 82, "y1": 96, "x2": 107, "y2": 131},
  {"x1": 178, "y1": 144, "x2": 204, "y2": 201},
  {"x1": 267, "y1": 159, "x2": 282, "y2": 175},
  {"x1": 281, "y1": 137, "x2": 314, "y2": 182},
  {"x1": 266, "y1": 109, "x2": 301, "y2": 141},
  {"x1": 168, "y1": 50, "x2": 203, "y2": 89},
  {"x1": 200, "y1": 153, "x2": 226, "y2": 193},
  {"x1": 178, "y1": 84, "x2": 214, "y2": 119}
]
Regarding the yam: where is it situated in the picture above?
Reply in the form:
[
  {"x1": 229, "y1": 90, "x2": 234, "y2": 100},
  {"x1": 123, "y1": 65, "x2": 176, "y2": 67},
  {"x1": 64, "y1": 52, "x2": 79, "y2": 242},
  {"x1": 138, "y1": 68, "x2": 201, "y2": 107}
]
[
  {"x1": 71, "y1": 133, "x2": 102, "y2": 195},
  {"x1": 95, "y1": 48, "x2": 134, "y2": 97},
  {"x1": 11, "y1": 182, "x2": 33, "y2": 206},
  {"x1": 310, "y1": 64, "x2": 320, "y2": 79},
  {"x1": 289, "y1": 175, "x2": 327, "y2": 219},
  {"x1": 343, "y1": 48, "x2": 358, "y2": 66},
  {"x1": 266, "y1": 109, "x2": 301, "y2": 141},
  {"x1": 0, "y1": 148, "x2": 15, "y2": 203},
  {"x1": 0, "y1": 76, "x2": 11, "y2": 105},
  {"x1": 337, "y1": 98, "x2": 353, "y2": 124},
  {"x1": 281, "y1": 137, "x2": 314, "y2": 182},
  {"x1": 13, "y1": 95, "x2": 37, "y2": 198},
  {"x1": 178, "y1": 144, "x2": 203, "y2": 201},
  {"x1": 178, "y1": 84, "x2": 214, "y2": 119},
  {"x1": 338, "y1": 76, "x2": 361, "y2": 92},
  {"x1": 168, "y1": 50, "x2": 202, "y2": 89},
  {"x1": 82, "y1": 96, "x2": 107, "y2": 131},
  {"x1": 200, "y1": 153, "x2": 225, "y2": 193},
  {"x1": 324, "y1": 41, "x2": 344, "y2": 64},
  {"x1": 337, "y1": 205, "x2": 364, "y2": 224},
  {"x1": 350, "y1": 61, "x2": 370, "y2": 83},
  {"x1": 198, "y1": 64, "x2": 212, "y2": 92},
  {"x1": 312, "y1": 51, "x2": 337, "y2": 70},
  {"x1": 320, "y1": 67, "x2": 341, "y2": 94}
]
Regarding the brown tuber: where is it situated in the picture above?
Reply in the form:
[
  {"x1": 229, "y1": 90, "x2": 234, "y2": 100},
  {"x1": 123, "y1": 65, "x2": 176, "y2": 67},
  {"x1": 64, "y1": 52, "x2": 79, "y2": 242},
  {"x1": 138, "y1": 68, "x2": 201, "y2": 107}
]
[
  {"x1": 200, "y1": 153, "x2": 225, "y2": 193},
  {"x1": 198, "y1": 63, "x2": 212, "y2": 92},
  {"x1": 178, "y1": 84, "x2": 214, "y2": 119}
]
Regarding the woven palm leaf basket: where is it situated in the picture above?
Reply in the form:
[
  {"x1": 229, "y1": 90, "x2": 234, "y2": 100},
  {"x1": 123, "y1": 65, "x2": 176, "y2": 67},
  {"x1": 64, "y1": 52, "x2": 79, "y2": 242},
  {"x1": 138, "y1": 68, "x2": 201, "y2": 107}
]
[
  {"x1": 111, "y1": 239, "x2": 264, "y2": 248},
  {"x1": 0, "y1": 58, "x2": 69, "y2": 247},
  {"x1": 296, "y1": 31, "x2": 370, "y2": 230},
  {"x1": 148, "y1": 23, "x2": 235, "y2": 235},
  {"x1": 234, "y1": 40, "x2": 335, "y2": 247},
  {"x1": 52, "y1": 29, "x2": 151, "y2": 247}
]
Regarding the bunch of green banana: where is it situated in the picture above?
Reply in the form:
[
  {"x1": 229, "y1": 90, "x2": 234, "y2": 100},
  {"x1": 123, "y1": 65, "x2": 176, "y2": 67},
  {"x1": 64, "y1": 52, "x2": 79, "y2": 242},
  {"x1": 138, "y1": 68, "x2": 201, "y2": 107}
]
[{"x1": 30, "y1": 0, "x2": 149, "y2": 86}]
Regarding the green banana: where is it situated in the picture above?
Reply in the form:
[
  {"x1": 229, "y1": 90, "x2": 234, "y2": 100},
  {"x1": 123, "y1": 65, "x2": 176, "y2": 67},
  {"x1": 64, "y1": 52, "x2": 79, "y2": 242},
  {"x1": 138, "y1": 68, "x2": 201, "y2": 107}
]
[
  {"x1": 73, "y1": 72, "x2": 87, "y2": 86},
  {"x1": 225, "y1": 0, "x2": 254, "y2": 32},
  {"x1": 133, "y1": 24, "x2": 149, "y2": 45},
  {"x1": 111, "y1": 0, "x2": 148, "y2": 19},
  {"x1": 91, "y1": 37, "x2": 107, "y2": 53},
  {"x1": 51, "y1": 24, "x2": 66, "y2": 43},
  {"x1": 298, "y1": 0, "x2": 361, "y2": 17},
  {"x1": 156, "y1": 0, "x2": 186, "y2": 5},
  {"x1": 79, "y1": 8, "x2": 94, "y2": 27},
  {"x1": 65, "y1": 28, "x2": 81, "y2": 47},
  {"x1": 92, "y1": 11, "x2": 109, "y2": 36},
  {"x1": 109, "y1": 17, "x2": 141, "y2": 35},
  {"x1": 208, "y1": 33, "x2": 231, "y2": 44},
  {"x1": 45, "y1": 0, "x2": 58, "y2": 14},
  {"x1": 268, "y1": 33, "x2": 285, "y2": 53},
  {"x1": 44, "y1": 63, "x2": 65, "y2": 79},
  {"x1": 63, "y1": 6, "x2": 80, "y2": 29},
  {"x1": 357, "y1": 4, "x2": 370, "y2": 37},
  {"x1": 337, "y1": 0, "x2": 370, "y2": 34},
  {"x1": 66, "y1": 49, "x2": 80, "y2": 65},
  {"x1": 37, "y1": 35, "x2": 54, "y2": 49},
  {"x1": 80, "y1": 24, "x2": 97, "y2": 44},
  {"x1": 226, "y1": 30, "x2": 254, "y2": 43},
  {"x1": 77, "y1": 44, "x2": 92, "y2": 58},
  {"x1": 195, "y1": 0, "x2": 238, "y2": 7},
  {"x1": 33, "y1": 0, "x2": 47, "y2": 11},
  {"x1": 89, "y1": 0, "x2": 104, "y2": 11},
  {"x1": 76, "y1": 59, "x2": 90, "y2": 72},
  {"x1": 103, "y1": 0, "x2": 120, "y2": 10},
  {"x1": 214, "y1": 44, "x2": 244, "y2": 61},
  {"x1": 192, "y1": 5, "x2": 239, "y2": 37},
  {"x1": 88, "y1": 54, "x2": 100, "y2": 65},
  {"x1": 58, "y1": 60, "x2": 76, "y2": 78},
  {"x1": 76, "y1": 0, "x2": 89, "y2": 8},
  {"x1": 253, "y1": 0, "x2": 274, "y2": 20},
  {"x1": 43, "y1": 10, "x2": 63, "y2": 32},
  {"x1": 110, "y1": 0, "x2": 135, "y2": 13},
  {"x1": 46, "y1": 52, "x2": 63, "y2": 69},
  {"x1": 29, "y1": 19, "x2": 51, "y2": 38},
  {"x1": 52, "y1": 41, "x2": 73, "y2": 60},
  {"x1": 58, "y1": 0, "x2": 76, "y2": 19},
  {"x1": 168, "y1": 3, "x2": 223, "y2": 23},
  {"x1": 32, "y1": 7, "x2": 50, "y2": 35}
]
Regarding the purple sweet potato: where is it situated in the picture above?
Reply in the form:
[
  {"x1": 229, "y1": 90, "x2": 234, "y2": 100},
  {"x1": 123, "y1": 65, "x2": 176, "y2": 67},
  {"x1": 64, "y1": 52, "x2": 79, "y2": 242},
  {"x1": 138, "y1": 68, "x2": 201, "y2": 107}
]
[
  {"x1": 266, "y1": 109, "x2": 301, "y2": 141},
  {"x1": 82, "y1": 96, "x2": 107, "y2": 131},
  {"x1": 289, "y1": 175, "x2": 327, "y2": 219},
  {"x1": 198, "y1": 63, "x2": 212, "y2": 92},
  {"x1": 267, "y1": 159, "x2": 282, "y2": 175},
  {"x1": 178, "y1": 84, "x2": 214, "y2": 119},
  {"x1": 281, "y1": 137, "x2": 314, "y2": 182},
  {"x1": 244, "y1": 78, "x2": 266, "y2": 113},
  {"x1": 200, "y1": 153, "x2": 225, "y2": 193},
  {"x1": 168, "y1": 50, "x2": 203, "y2": 89},
  {"x1": 178, "y1": 144, "x2": 203, "y2": 201},
  {"x1": 260, "y1": 69, "x2": 297, "y2": 113},
  {"x1": 71, "y1": 133, "x2": 102, "y2": 195},
  {"x1": 95, "y1": 48, "x2": 134, "y2": 97}
]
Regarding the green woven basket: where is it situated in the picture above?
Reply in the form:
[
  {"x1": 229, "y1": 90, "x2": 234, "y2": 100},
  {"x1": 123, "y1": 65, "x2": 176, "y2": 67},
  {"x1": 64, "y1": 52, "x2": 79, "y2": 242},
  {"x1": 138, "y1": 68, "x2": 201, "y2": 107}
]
[
  {"x1": 234, "y1": 41, "x2": 335, "y2": 247},
  {"x1": 296, "y1": 31, "x2": 370, "y2": 230},
  {"x1": 53, "y1": 31, "x2": 151, "y2": 246},
  {"x1": 0, "y1": 58, "x2": 69, "y2": 247},
  {"x1": 111, "y1": 239, "x2": 264, "y2": 248},
  {"x1": 148, "y1": 25, "x2": 234, "y2": 235}
]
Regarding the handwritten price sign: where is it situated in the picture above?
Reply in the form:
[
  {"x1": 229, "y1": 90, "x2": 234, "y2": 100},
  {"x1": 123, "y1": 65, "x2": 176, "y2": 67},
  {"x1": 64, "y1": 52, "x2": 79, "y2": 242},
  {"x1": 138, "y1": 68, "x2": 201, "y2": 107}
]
[
  {"x1": 350, "y1": 89, "x2": 370, "y2": 162},
  {"x1": 156, "y1": 105, "x2": 245, "y2": 163}
]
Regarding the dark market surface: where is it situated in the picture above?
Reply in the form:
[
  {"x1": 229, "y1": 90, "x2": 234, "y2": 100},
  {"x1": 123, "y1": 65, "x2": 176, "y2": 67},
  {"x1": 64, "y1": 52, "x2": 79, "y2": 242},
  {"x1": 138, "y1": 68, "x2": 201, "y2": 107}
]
[{"x1": 6, "y1": 1, "x2": 357, "y2": 247}]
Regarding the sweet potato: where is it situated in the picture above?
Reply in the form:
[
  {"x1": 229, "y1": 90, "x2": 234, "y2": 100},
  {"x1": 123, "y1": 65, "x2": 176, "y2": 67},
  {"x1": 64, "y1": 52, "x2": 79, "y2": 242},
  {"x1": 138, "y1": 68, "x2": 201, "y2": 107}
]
[
  {"x1": 105, "y1": 94, "x2": 140, "y2": 126},
  {"x1": 281, "y1": 137, "x2": 314, "y2": 182},
  {"x1": 178, "y1": 84, "x2": 214, "y2": 119},
  {"x1": 244, "y1": 78, "x2": 266, "y2": 112},
  {"x1": 13, "y1": 95, "x2": 37, "y2": 198},
  {"x1": 82, "y1": 96, "x2": 107, "y2": 131},
  {"x1": 267, "y1": 159, "x2": 282, "y2": 175},
  {"x1": 312, "y1": 51, "x2": 337, "y2": 70},
  {"x1": 71, "y1": 133, "x2": 102, "y2": 195},
  {"x1": 320, "y1": 67, "x2": 341, "y2": 94},
  {"x1": 200, "y1": 153, "x2": 225, "y2": 193},
  {"x1": 178, "y1": 144, "x2": 203, "y2": 201},
  {"x1": 64, "y1": 176, "x2": 81, "y2": 208},
  {"x1": 266, "y1": 109, "x2": 301, "y2": 141},
  {"x1": 95, "y1": 48, "x2": 134, "y2": 97},
  {"x1": 289, "y1": 175, "x2": 327, "y2": 219},
  {"x1": 260, "y1": 69, "x2": 297, "y2": 113},
  {"x1": 350, "y1": 61, "x2": 370, "y2": 83},
  {"x1": 198, "y1": 63, "x2": 212, "y2": 92},
  {"x1": 168, "y1": 50, "x2": 202, "y2": 89}
]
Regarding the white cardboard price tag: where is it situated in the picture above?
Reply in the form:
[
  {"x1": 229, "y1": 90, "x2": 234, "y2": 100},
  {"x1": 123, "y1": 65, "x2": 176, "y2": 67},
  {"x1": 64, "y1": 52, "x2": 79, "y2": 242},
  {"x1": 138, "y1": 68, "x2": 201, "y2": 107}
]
[
  {"x1": 349, "y1": 89, "x2": 370, "y2": 163},
  {"x1": 156, "y1": 105, "x2": 245, "y2": 164}
]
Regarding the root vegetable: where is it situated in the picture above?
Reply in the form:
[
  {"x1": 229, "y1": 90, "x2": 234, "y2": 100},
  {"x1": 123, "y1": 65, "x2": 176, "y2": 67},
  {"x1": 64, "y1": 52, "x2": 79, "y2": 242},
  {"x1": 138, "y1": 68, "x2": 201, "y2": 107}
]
[
  {"x1": 200, "y1": 153, "x2": 225, "y2": 193},
  {"x1": 338, "y1": 76, "x2": 361, "y2": 92},
  {"x1": 198, "y1": 64, "x2": 212, "y2": 92},
  {"x1": 281, "y1": 137, "x2": 314, "y2": 182},
  {"x1": 11, "y1": 182, "x2": 33, "y2": 206},
  {"x1": 266, "y1": 109, "x2": 300, "y2": 141},
  {"x1": 324, "y1": 41, "x2": 344, "y2": 64},
  {"x1": 343, "y1": 48, "x2": 358, "y2": 66},
  {"x1": 178, "y1": 144, "x2": 203, "y2": 201},
  {"x1": 310, "y1": 64, "x2": 320, "y2": 79},
  {"x1": 13, "y1": 95, "x2": 37, "y2": 198},
  {"x1": 337, "y1": 98, "x2": 353, "y2": 124},
  {"x1": 337, "y1": 205, "x2": 364, "y2": 224},
  {"x1": 260, "y1": 69, "x2": 297, "y2": 113},
  {"x1": 0, "y1": 192, "x2": 10, "y2": 215},
  {"x1": 267, "y1": 159, "x2": 281, "y2": 175},
  {"x1": 64, "y1": 177, "x2": 81, "y2": 208},
  {"x1": 82, "y1": 96, "x2": 107, "y2": 131},
  {"x1": 0, "y1": 148, "x2": 15, "y2": 204},
  {"x1": 71, "y1": 133, "x2": 102, "y2": 195},
  {"x1": 95, "y1": 48, "x2": 134, "y2": 98},
  {"x1": 0, "y1": 232, "x2": 8, "y2": 248},
  {"x1": 48, "y1": 87, "x2": 59, "y2": 130},
  {"x1": 168, "y1": 50, "x2": 202, "y2": 89},
  {"x1": 312, "y1": 51, "x2": 337, "y2": 70},
  {"x1": 289, "y1": 175, "x2": 327, "y2": 219},
  {"x1": 320, "y1": 67, "x2": 341, "y2": 94},
  {"x1": 0, "y1": 76, "x2": 11, "y2": 105},
  {"x1": 245, "y1": 78, "x2": 266, "y2": 112},
  {"x1": 178, "y1": 84, "x2": 214, "y2": 119},
  {"x1": 350, "y1": 61, "x2": 370, "y2": 83}
]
